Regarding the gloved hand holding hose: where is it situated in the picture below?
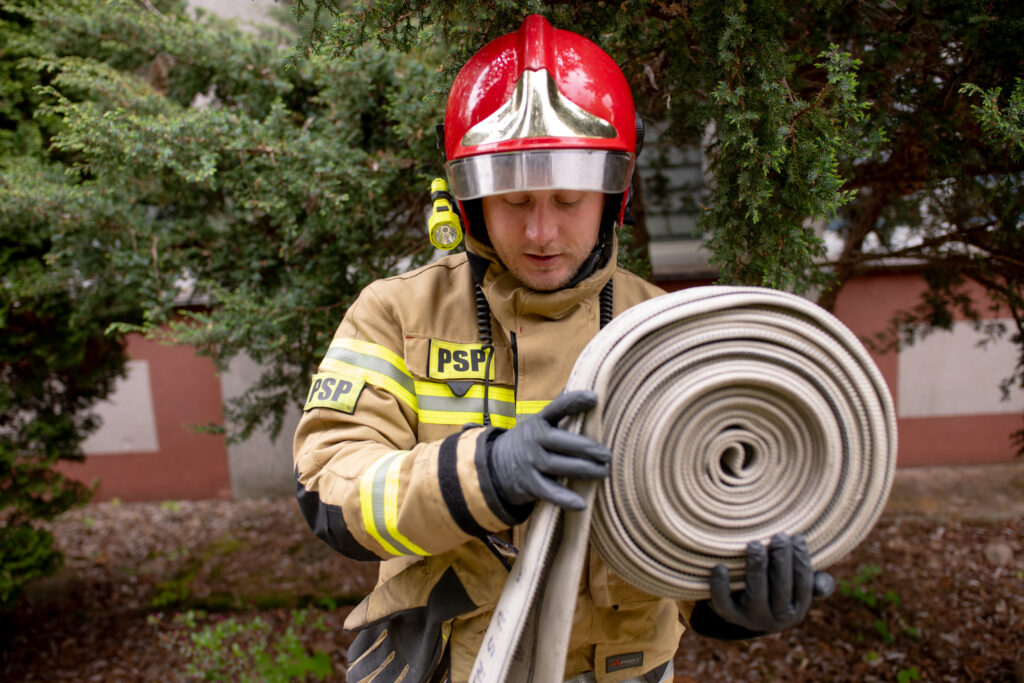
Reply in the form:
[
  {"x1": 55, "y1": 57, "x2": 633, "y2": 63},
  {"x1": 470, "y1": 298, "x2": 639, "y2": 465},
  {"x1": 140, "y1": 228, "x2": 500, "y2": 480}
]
[
  {"x1": 487, "y1": 390, "x2": 612, "y2": 511},
  {"x1": 695, "y1": 532, "x2": 835, "y2": 637}
]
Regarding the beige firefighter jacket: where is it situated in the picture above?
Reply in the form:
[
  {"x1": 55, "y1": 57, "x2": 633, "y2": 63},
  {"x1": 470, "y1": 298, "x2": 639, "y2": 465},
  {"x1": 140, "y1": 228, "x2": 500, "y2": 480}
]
[{"x1": 293, "y1": 234, "x2": 692, "y2": 683}]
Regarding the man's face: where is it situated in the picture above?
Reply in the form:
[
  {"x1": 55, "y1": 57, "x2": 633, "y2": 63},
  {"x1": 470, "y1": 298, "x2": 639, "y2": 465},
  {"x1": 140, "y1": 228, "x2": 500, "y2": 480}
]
[{"x1": 481, "y1": 190, "x2": 605, "y2": 291}]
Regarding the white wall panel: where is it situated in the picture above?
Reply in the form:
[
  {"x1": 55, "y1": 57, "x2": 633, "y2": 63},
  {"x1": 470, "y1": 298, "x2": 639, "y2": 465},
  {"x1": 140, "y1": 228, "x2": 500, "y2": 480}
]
[
  {"x1": 81, "y1": 360, "x2": 160, "y2": 454},
  {"x1": 898, "y1": 320, "x2": 1024, "y2": 417}
]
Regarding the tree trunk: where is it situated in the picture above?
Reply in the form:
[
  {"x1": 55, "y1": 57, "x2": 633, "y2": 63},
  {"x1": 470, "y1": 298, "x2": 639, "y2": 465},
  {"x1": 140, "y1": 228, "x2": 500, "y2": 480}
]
[{"x1": 817, "y1": 187, "x2": 887, "y2": 311}]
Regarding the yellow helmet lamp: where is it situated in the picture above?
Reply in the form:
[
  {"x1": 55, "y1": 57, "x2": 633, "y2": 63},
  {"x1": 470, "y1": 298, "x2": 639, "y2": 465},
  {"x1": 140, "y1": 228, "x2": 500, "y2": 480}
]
[{"x1": 427, "y1": 178, "x2": 464, "y2": 251}]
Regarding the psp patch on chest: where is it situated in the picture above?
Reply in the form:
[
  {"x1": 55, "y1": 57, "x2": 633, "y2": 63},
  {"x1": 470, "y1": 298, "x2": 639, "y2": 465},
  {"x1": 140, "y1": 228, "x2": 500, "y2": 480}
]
[
  {"x1": 428, "y1": 339, "x2": 495, "y2": 381},
  {"x1": 304, "y1": 373, "x2": 365, "y2": 413}
]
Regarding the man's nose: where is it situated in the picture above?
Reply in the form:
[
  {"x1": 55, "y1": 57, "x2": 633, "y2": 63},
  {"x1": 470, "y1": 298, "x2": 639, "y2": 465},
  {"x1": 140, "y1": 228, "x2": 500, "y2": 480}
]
[{"x1": 524, "y1": 204, "x2": 558, "y2": 245}]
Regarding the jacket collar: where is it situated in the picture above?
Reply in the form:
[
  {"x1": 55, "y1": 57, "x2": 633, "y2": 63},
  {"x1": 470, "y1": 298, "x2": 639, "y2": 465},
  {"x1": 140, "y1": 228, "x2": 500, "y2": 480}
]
[{"x1": 466, "y1": 233, "x2": 617, "y2": 326}]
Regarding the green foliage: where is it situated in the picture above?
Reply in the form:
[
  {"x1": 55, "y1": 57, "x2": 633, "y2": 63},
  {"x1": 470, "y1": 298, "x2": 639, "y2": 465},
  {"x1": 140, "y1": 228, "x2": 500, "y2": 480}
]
[
  {"x1": 0, "y1": 524, "x2": 62, "y2": 606},
  {"x1": 156, "y1": 609, "x2": 333, "y2": 682},
  {"x1": 0, "y1": 0, "x2": 439, "y2": 608},
  {"x1": 150, "y1": 534, "x2": 250, "y2": 609},
  {"x1": 616, "y1": 221, "x2": 650, "y2": 281},
  {"x1": 702, "y1": 39, "x2": 876, "y2": 291},
  {"x1": 838, "y1": 563, "x2": 883, "y2": 608},
  {"x1": 3, "y1": 0, "x2": 446, "y2": 442},
  {"x1": 960, "y1": 78, "x2": 1024, "y2": 159},
  {"x1": 809, "y1": 0, "x2": 1024, "y2": 449},
  {"x1": 0, "y1": 154, "x2": 114, "y2": 607},
  {"x1": 152, "y1": 551, "x2": 196, "y2": 608},
  {"x1": 897, "y1": 666, "x2": 922, "y2": 683},
  {"x1": 1, "y1": 0, "x2": 159, "y2": 609},
  {"x1": 302, "y1": 0, "x2": 876, "y2": 294},
  {"x1": 3, "y1": 1, "x2": 1023, "y2": 589}
]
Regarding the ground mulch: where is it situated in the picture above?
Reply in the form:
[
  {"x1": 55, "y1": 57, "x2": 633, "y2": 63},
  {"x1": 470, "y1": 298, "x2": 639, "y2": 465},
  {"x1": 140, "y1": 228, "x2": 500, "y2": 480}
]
[{"x1": 2, "y1": 463, "x2": 1022, "y2": 682}]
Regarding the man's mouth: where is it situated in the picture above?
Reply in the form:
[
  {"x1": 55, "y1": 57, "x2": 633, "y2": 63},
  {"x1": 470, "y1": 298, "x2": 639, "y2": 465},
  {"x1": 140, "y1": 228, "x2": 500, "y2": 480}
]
[{"x1": 525, "y1": 253, "x2": 560, "y2": 266}]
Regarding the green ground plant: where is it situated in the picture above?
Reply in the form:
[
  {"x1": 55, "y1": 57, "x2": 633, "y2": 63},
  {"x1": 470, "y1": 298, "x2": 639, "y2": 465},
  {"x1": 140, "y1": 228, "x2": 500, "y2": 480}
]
[
  {"x1": 152, "y1": 609, "x2": 333, "y2": 682},
  {"x1": 838, "y1": 563, "x2": 922, "y2": 681}
]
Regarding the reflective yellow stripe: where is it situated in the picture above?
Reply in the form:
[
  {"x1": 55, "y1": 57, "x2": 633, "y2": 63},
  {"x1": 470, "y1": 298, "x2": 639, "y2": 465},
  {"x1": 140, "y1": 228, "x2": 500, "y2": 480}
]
[
  {"x1": 323, "y1": 339, "x2": 525, "y2": 427},
  {"x1": 516, "y1": 400, "x2": 550, "y2": 418},
  {"x1": 360, "y1": 453, "x2": 402, "y2": 556},
  {"x1": 323, "y1": 340, "x2": 417, "y2": 406},
  {"x1": 418, "y1": 410, "x2": 517, "y2": 429},
  {"x1": 323, "y1": 339, "x2": 566, "y2": 429},
  {"x1": 384, "y1": 453, "x2": 429, "y2": 556}
]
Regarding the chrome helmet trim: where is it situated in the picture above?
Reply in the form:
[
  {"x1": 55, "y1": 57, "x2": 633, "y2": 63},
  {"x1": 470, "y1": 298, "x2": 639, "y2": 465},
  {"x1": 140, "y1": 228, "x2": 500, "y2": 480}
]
[
  {"x1": 446, "y1": 149, "x2": 634, "y2": 200},
  {"x1": 461, "y1": 69, "x2": 618, "y2": 147}
]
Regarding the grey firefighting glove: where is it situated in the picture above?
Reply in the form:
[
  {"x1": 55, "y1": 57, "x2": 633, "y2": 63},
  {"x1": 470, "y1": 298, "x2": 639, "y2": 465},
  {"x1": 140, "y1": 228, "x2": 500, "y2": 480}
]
[
  {"x1": 487, "y1": 390, "x2": 612, "y2": 511},
  {"x1": 707, "y1": 532, "x2": 835, "y2": 635}
]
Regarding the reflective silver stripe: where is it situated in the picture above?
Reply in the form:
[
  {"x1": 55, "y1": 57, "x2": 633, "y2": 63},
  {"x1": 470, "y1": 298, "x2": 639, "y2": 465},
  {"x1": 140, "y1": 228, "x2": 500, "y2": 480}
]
[
  {"x1": 324, "y1": 345, "x2": 416, "y2": 397},
  {"x1": 364, "y1": 451, "x2": 428, "y2": 557},
  {"x1": 418, "y1": 393, "x2": 516, "y2": 421}
]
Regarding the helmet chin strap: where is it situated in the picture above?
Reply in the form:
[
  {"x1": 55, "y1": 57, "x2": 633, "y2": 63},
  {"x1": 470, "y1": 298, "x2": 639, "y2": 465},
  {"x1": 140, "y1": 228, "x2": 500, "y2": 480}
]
[
  {"x1": 563, "y1": 246, "x2": 604, "y2": 289},
  {"x1": 564, "y1": 190, "x2": 623, "y2": 288}
]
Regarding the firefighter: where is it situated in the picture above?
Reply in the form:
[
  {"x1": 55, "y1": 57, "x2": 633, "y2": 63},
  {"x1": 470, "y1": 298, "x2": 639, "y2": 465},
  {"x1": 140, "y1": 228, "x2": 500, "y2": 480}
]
[{"x1": 293, "y1": 15, "x2": 830, "y2": 683}]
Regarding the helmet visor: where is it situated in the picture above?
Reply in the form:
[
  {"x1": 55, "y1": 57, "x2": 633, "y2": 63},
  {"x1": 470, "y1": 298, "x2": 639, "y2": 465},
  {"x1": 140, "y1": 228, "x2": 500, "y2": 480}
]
[{"x1": 446, "y1": 149, "x2": 634, "y2": 201}]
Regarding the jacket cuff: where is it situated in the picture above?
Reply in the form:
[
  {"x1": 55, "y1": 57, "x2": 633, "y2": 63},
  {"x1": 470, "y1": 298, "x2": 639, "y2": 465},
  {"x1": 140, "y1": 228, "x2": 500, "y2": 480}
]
[
  {"x1": 477, "y1": 427, "x2": 534, "y2": 525},
  {"x1": 437, "y1": 428, "x2": 525, "y2": 539},
  {"x1": 687, "y1": 600, "x2": 767, "y2": 641}
]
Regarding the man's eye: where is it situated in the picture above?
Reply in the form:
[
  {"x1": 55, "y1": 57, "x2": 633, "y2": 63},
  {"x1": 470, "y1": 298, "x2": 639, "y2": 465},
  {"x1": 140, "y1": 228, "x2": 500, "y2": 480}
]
[{"x1": 555, "y1": 197, "x2": 583, "y2": 208}]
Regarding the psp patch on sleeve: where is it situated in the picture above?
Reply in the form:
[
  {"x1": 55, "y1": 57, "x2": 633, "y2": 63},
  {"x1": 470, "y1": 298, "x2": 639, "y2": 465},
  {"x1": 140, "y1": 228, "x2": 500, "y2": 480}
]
[{"x1": 304, "y1": 373, "x2": 365, "y2": 413}]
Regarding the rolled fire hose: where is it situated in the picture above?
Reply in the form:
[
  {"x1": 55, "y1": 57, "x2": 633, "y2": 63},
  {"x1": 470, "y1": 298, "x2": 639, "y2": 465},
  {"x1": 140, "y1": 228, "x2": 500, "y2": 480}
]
[{"x1": 470, "y1": 286, "x2": 897, "y2": 683}]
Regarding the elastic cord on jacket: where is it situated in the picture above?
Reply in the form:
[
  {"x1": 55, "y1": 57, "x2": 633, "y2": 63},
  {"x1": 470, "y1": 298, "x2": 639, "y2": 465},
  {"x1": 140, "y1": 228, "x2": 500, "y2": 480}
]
[{"x1": 474, "y1": 280, "x2": 495, "y2": 428}]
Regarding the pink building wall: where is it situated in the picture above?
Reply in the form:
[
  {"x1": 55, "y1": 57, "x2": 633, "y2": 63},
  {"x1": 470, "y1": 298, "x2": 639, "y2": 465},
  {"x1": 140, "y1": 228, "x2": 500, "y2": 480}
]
[
  {"x1": 831, "y1": 273, "x2": 1021, "y2": 467},
  {"x1": 58, "y1": 334, "x2": 232, "y2": 501}
]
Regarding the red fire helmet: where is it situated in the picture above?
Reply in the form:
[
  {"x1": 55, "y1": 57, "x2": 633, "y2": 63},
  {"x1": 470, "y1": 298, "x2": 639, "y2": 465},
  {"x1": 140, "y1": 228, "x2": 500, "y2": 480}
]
[{"x1": 443, "y1": 15, "x2": 637, "y2": 225}]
